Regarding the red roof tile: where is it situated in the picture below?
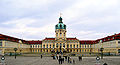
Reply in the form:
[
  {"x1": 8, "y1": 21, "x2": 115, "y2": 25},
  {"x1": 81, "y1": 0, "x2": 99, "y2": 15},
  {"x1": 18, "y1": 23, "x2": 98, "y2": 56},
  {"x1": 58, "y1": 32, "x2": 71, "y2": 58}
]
[
  {"x1": 27, "y1": 41, "x2": 42, "y2": 44},
  {"x1": 43, "y1": 38, "x2": 55, "y2": 40},
  {"x1": 67, "y1": 38, "x2": 79, "y2": 40},
  {"x1": 80, "y1": 40, "x2": 96, "y2": 44},
  {"x1": 0, "y1": 33, "x2": 28, "y2": 44}
]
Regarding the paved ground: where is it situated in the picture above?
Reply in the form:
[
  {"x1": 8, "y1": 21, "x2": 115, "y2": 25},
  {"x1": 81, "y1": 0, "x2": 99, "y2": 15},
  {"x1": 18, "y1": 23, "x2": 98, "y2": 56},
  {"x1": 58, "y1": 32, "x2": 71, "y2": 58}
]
[{"x1": 1, "y1": 56, "x2": 120, "y2": 65}]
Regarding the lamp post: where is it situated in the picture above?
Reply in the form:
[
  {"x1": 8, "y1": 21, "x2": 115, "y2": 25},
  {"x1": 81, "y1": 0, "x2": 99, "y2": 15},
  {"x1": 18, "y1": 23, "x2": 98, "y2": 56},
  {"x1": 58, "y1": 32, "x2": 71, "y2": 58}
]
[
  {"x1": 100, "y1": 48, "x2": 104, "y2": 59},
  {"x1": 14, "y1": 48, "x2": 18, "y2": 59}
]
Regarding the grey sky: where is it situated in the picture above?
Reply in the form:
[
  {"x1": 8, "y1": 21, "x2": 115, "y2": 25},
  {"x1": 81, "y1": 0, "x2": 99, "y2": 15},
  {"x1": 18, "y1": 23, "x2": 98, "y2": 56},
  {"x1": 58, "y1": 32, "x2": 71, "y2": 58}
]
[{"x1": 0, "y1": 0, "x2": 120, "y2": 40}]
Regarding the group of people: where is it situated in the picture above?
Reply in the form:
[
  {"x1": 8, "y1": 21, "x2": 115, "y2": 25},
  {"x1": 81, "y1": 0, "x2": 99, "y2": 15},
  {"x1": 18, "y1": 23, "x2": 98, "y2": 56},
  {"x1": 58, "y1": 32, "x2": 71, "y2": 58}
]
[{"x1": 52, "y1": 54, "x2": 83, "y2": 64}]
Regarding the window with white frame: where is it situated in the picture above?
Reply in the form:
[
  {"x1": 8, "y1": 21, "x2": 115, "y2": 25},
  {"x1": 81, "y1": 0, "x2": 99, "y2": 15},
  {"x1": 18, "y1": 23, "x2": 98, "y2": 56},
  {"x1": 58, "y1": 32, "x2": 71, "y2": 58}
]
[{"x1": 0, "y1": 41, "x2": 2, "y2": 46}]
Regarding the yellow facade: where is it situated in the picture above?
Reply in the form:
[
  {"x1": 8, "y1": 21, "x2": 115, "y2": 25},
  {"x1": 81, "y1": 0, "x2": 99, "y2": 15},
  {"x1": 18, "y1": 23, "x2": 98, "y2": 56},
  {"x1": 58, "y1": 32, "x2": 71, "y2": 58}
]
[{"x1": 0, "y1": 40, "x2": 30, "y2": 55}]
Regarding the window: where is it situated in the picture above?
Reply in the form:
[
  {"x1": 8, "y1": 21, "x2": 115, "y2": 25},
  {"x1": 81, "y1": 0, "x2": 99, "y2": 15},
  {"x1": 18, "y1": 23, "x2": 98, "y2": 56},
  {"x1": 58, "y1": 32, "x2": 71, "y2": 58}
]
[
  {"x1": 35, "y1": 45, "x2": 37, "y2": 48},
  {"x1": 85, "y1": 45, "x2": 86, "y2": 48},
  {"x1": 82, "y1": 45, "x2": 84, "y2": 48},
  {"x1": 100, "y1": 40, "x2": 102, "y2": 43},
  {"x1": 67, "y1": 44, "x2": 69, "y2": 48},
  {"x1": 53, "y1": 44, "x2": 55, "y2": 48},
  {"x1": 64, "y1": 33, "x2": 65, "y2": 36},
  {"x1": 43, "y1": 45, "x2": 45, "y2": 48},
  {"x1": 118, "y1": 49, "x2": 120, "y2": 53},
  {"x1": 77, "y1": 45, "x2": 78, "y2": 48},
  {"x1": 56, "y1": 43, "x2": 58, "y2": 48},
  {"x1": 70, "y1": 45, "x2": 72, "y2": 48},
  {"x1": 87, "y1": 45, "x2": 89, "y2": 48},
  {"x1": 74, "y1": 44, "x2": 75, "y2": 48},
  {"x1": 38, "y1": 45, "x2": 39, "y2": 48},
  {"x1": 82, "y1": 49, "x2": 84, "y2": 52},
  {"x1": 60, "y1": 33, "x2": 62, "y2": 37},
  {"x1": 33, "y1": 45, "x2": 34, "y2": 48},
  {"x1": 47, "y1": 44, "x2": 48, "y2": 48},
  {"x1": 56, "y1": 33, "x2": 58, "y2": 36},
  {"x1": 41, "y1": 45, "x2": 42, "y2": 48},
  {"x1": 35, "y1": 50, "x2": 37, "y2": 52},
  {"x1": 113, "y1": 37, "x2": 115, "y2": 39},
  {"x1": 118, "y1": 41, "x2": 120, "y2": 44},
  {"x1": 50, "y1": 44, "x2": 51, "y2": 48},
  {"x1": 80, "y1": 49, "x2": 81, "y2": 52}
]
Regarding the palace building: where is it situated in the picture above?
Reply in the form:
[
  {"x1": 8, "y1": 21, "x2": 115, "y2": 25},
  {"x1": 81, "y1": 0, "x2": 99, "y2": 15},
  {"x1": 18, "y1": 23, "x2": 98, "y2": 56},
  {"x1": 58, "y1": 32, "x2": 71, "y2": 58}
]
[{"x1": 0, "y1": 16, "x2": 120, "y2": 55}]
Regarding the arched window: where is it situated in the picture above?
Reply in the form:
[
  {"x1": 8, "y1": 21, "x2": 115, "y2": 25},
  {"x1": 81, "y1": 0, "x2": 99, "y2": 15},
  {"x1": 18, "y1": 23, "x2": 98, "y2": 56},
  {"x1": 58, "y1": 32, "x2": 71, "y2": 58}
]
[
  {"x1": 33, "y1": 45, "x2": 34, "y2": 48},
  {"x1": 43, "y1": 45, "x2": 45, "y2": 48},
  {"x1": 74, "y1": 44, "x2": 75, "y2": 48},
  {"x1": 53, "y1": 44, "x2": 55, "y2": 48},
  {"x1": 60, "y1": 33, "x2": 62, "y2": 37},
  {"x1": 56, "y1": 33, "x2": 58, "y2": 36},
  {"x1": 56, "y1": 43, "x2": 58, "y2": 48},
  {"x1": 67, "y1": 44, "x2": 69, "y2": 48},
  {"x1": 70, "y1": 45, "x2": 72, "y2": 48},
  {"x1": 47, "y1": 44, "x2": 48, "y2": 48},
  {"x1": 50, "y1": 44, "x2": 51, "y2": 48},
  {"x1": 64, "y1": 33, "x2": 65, "y2": 36}
]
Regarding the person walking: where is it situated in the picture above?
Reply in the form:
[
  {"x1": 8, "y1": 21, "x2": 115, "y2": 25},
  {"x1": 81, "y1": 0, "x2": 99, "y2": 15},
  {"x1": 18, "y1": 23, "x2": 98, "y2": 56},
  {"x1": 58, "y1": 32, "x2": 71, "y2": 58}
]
[
  {"x1": 41, "y1": 55, "x2": 42, "y2": 59},
  {"x1": 65, "y1": 56, "x2": 67, "y2": 61},
  {"x1": 73, "y1": 59, "x2": 75, "y2": 64},
  {"x1": 68, "y1": 56, "x2": 70, "y2": 63},
  {"x1": 78, "y1": 56, "x2": 82, "y2": 61},
  {"x1": 58, "y1": 58, "x2": 61, "y2": 64}
]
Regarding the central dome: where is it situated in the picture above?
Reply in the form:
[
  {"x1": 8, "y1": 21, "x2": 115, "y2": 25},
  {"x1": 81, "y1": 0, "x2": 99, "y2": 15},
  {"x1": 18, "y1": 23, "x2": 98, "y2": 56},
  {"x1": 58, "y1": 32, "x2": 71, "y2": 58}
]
[{"x1": 55, "y1": 17, "x2": 66, "y2": 29}]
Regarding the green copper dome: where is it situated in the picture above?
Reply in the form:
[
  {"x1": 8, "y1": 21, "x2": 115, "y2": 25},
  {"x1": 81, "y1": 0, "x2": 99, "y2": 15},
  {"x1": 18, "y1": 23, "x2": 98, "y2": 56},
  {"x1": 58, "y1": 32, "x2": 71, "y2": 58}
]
[{"x1": 55, "y1": 17, "x2": 66, "y2": 29}]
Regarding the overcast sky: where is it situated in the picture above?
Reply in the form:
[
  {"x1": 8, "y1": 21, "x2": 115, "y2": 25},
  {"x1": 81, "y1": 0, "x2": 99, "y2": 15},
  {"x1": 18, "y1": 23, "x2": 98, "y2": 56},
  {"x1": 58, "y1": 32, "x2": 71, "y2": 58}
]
[{"x1": 0, "y1": 0, "x2": 120, "y2": 40}]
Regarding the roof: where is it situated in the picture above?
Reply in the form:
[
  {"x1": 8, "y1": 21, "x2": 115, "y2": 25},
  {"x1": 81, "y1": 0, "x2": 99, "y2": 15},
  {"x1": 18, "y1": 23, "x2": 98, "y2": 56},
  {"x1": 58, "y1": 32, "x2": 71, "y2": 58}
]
[
  {"x1": 43, "y1": 38, "x2": 55, "y2": 40},
  {"x1": 43, "y1": 37, "x2": 79, "y2": 41},
  {"x1": 27, "y1": 40, "x2": 42, "y2": 44},
  {"x1": 80, "y1": 40, "x2": 96, "y2": 44},
  {"x1": 0, "y1": 33, "x2": 28, "y2": 44},
  {"x1": 96, "y1": 33, "x2": 120, "y2": 43},
  {"x1": 67, "y1": 38, "x2": 79, "y2": 40}
]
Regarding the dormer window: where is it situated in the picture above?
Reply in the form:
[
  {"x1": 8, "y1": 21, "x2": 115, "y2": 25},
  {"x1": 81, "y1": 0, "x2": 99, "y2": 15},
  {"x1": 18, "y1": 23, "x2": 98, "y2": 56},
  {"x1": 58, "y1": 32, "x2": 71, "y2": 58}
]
[{"x1": 113, "y1": 37, "x2": 115, "y2": 39}]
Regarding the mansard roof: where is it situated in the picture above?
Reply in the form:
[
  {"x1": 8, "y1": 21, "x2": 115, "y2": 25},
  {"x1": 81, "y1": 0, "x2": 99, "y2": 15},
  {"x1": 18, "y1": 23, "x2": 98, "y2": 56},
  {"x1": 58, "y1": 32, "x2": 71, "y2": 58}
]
[
  {"x1": 43, "y1": 38, "x2": 55, "y2": 40},
  {"x1": 0, "y1": 33, "x2": 28, "y2": 44},
  {"x1": 43, "y1": 37, "x2": 79, "y2": 41},
  {"x1": 80, "y1": 40, "x2": 96, "y2": 44},
  {"x1": 67, "y1": 38, "x2": 79, "y2": 40},
  {"x1": 1, "y1": 32, "x2": 120, "y2": 45},
  {"x1": 96, "y1": 33, "x2": 120, "y2": 43},
  {"x1": 27, "y1": 40, "x2": 42, "y2": 44}
]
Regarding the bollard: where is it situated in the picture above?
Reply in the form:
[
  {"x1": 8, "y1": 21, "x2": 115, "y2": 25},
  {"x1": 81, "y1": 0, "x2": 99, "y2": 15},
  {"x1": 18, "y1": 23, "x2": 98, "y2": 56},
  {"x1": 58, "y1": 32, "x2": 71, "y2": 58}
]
[
  {"x1": 95, "y1": 56, "x2": 100, "y2": 65},
  {"x1": 1, "y1": 56, "x2": 5, "y2": 65}
]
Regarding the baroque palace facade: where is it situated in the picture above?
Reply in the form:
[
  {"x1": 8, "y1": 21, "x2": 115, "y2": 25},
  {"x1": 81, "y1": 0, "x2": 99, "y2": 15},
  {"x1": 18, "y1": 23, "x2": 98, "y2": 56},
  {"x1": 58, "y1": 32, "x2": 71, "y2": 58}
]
[{"x1": 0, "y1": 17, "x2": 120, "y2": 55}]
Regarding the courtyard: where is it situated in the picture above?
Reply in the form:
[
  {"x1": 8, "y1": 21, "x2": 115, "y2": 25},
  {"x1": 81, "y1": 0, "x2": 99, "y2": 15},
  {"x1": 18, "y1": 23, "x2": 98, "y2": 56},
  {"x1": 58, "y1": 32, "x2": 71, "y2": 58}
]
[{"x1": 2, "y1": 56, "x2": 120, "y2": 65}]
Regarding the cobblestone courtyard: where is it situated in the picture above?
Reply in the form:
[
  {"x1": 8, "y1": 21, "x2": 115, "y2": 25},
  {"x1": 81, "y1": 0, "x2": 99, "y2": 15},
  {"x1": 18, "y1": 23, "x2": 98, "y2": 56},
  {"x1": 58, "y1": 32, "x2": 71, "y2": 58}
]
[{"x1": 3, "y1": 56, "x2": 120, "y2": 65}]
